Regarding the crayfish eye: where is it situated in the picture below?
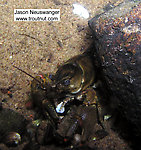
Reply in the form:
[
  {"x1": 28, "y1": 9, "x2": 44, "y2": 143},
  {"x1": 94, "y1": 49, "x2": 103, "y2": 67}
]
[{"x1": 63, "y1": 79, "x2": 70, "y2": 86}]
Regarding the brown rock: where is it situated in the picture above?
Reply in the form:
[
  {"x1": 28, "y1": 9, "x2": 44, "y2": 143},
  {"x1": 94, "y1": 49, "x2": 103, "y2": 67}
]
[{"x1": 88, "y1": 0, "x2": 141, "y2": 148}]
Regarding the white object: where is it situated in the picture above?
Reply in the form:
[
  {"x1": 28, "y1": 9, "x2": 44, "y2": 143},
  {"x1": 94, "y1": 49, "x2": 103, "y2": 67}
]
[
  {"x1": 56, "y1": 102, "x2": 65, "y2": 113},
  {"x1": 73, "y1": 3, "x2": 89, "y2": 19}
]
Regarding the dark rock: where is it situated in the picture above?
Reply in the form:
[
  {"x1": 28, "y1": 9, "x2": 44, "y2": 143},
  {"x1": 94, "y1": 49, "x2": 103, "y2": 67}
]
[
  {"x1": 0, "y1": 108, "x2": 27, "y2": 146},
  {"x1": 23, "y1": 142, "x2": 40, "y2": 150},
  {"x1": 0, "y1": 143, "x2": 9, "y2": 150},
  {"x1": 88, "y1": 0, "x2": 141, "y2": 148},
  {"x1": 36, "y1": 120, "x2": 54, "y2": 145}
]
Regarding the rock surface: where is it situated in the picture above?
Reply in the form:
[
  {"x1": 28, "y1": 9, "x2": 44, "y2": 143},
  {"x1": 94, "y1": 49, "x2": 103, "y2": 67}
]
[{"x1": 88, "y1": 0, "x2": 141, "y2": 148}]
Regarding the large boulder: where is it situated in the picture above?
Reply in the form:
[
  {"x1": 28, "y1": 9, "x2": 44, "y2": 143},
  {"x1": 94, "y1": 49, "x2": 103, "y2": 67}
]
[{"x1": 88, "y1": 0, "x2": 141, "y2": 148}]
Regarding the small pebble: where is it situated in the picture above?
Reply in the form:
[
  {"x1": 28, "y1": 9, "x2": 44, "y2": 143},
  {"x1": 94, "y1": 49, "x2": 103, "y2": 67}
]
[
  {"x1": 104, "y1": 115, "x2": 111, "y2": 120},
  {"x1": 74, "y1": 134, "x2": 81, "y2": 143}
]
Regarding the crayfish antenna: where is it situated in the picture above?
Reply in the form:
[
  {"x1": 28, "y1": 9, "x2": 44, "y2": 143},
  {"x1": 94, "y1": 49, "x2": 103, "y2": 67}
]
[{"x1": 13, "y1": 65, "x2": 46, "y2": 89}]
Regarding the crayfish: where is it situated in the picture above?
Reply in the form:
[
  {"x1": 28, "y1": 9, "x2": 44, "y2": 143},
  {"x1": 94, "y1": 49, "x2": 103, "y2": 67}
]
[{"x1": 13, "y1": 52, "x2": 106, "y2": 149}]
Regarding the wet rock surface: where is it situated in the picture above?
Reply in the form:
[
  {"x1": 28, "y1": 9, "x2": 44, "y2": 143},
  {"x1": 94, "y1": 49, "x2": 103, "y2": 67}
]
[{"x1": 89, "y1": 0, "x2": 141, "y2": 148}]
